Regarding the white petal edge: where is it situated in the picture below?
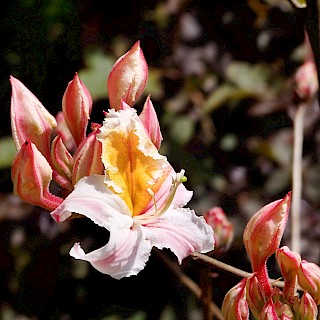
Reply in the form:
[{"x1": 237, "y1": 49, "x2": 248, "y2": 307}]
[{"x1": 143, "y1": 208, "x2": 214, "y2": 263}]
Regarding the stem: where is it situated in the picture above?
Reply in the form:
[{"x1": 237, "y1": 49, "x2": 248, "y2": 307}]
[
  {"x1": 291, "y1": 103, "x2": 306, "y2": 254},
  {"x1": 255, "y1": 263, "x2": 272, "y2": 298},
  {"x1": 153, "y1": 248, "x2": 224, "y2": 320},
  {"x1": 200, "y1": 266, "x2": 212, "y2": 320},
  {"x1": 191, "y1": 252, "x2": 303, "y2": 291}
]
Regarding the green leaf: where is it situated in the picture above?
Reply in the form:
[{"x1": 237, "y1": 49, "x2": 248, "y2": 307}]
[
  {"x1": 169, "y1": 115, "x2": 195, "y2": 145},
  {"x1": 0, "y1": 136, "x2": 17, "y2": 169},
  {"x1": 203, "y1": 84, "x2": 251, "y2": 113}
]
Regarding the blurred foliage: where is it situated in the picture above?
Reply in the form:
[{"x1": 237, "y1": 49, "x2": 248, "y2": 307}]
[{"x1": 1, "y1": 0, "x2": 320, "y2": 319}]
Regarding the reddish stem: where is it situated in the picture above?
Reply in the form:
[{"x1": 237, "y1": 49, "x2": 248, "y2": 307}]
[{"x1": 255, "y1": 262, "x2": 272, "y2": 298}]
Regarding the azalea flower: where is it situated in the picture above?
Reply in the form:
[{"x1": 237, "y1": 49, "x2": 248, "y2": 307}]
[{"x1": 51, "y1": 107, "x2": 214, "y2": 279}]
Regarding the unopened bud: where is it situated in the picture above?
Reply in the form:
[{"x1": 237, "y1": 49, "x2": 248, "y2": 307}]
[
  {"x1": 221, "y1": 278, "x2": 249, "y2": 320},
  {"x1": 204, "y1": 206, "x2": 233, "y2": 252},
  {"x1": 107, "y1": 41, "x2": 148, "y2": 110},
  {"x1": 297, "y1": 260, "x2": 320, "y2": 304}
]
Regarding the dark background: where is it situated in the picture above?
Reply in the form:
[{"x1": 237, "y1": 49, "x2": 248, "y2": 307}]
[{"x1": 1, "y1": 1, "x2": 320, "y2": 319}]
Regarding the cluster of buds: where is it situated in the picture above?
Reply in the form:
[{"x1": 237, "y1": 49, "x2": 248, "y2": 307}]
[
  {"x1": 222, "y1": 192, "x2": 320, "y2": 319},
  {"x1": 203, "y1": 206, "x2": 233, "y2": 253},
  {"x1": 10, "y1": 41, "x2": 162, "y2": 211}
]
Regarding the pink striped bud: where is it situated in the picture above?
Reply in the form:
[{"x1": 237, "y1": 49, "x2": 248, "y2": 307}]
[
  {"x1": 259, "y1": 298, "x2": 279, "y2": 320},
  {"x1": 276, "y1": 246, "x2": 301, "y2": 302},
  {"x1": 54, "y1": 111, "x2": 76, "y2": 153},
  {"x1": 293, "y1": 292, "x2": 318, "y2": 320},
  {"x1": 62, "y1": 73, "x2": 93, "y2": 147},
  {"x1": 51, "y1": 134, "x2": 74, "y2": 190},
  {"x1": 297, "y1": 260, "x2": 320, "y2": 304},
  {"x1": 204, "y1": 206, "x2": 233, "y2": 253},
  {"x1": 11, "y1": 140, "x2": 63, "y2": 211},
  {"x1": 72, "y1": 125, "x2": 104, "y2": 185},
  {"x1": 221, "y1": 278, "x2": 249, "y2": 320},
  {"x1": 10, "y1": 76, "x2": 56, "y2": 160},
  {"x1": 139, "y1": 95, "x2": 163, "y2": 149},
  {"x1": 243, "y1": 192, "x2": 291, "y2": 297},
  {"x1": 294, "y1": 61, "x2": 318, "y2": 101},
  {"x1": 107, "y1": 41, "x2": 148, "y2": 110},
  {"x1": 245, "y1": 274, "x2": 266, "y2": 319}
]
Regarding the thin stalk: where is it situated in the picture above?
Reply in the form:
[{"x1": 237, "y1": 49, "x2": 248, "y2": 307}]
[
  {"x1": 191, "y1": 252, "x2": 303, "y2": 291},
  {"x1": 291, "y1": 103, "x2": 306, "y2": 254},
  {"x1": 153, "y1": 248, "x2": 223, "y2": 320}
]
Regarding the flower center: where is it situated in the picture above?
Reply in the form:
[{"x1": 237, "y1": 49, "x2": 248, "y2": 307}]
[{"x1": 133, "y1": 170, "x2": 187, "y2": 225}]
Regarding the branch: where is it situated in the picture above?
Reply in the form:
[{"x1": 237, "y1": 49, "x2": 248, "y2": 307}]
[{"x1": 153, "y1": 248, "x2": 224, "y2": 320}]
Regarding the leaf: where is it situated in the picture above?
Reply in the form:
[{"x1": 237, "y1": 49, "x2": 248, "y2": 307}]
[
  {"x1": 169, "y1": 115, "x2": 195, "y2": 145},
  {"x1": 0, "y1": 136, "x2": 17, "y2": 169},
  {"x1": 203, "y1": 84, "x2": 251, "y2": 113},
  {"x1": 226, "y1": 61, "x2": 273, "y2": 93}
]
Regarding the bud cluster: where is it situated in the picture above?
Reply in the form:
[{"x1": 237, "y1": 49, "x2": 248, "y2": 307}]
[
  {"x1": 222, "y1": 193, "x2": 320, "y2": 319},
  {"x1": 10, "y1": 41, "x2": 162, "y2": 212}
]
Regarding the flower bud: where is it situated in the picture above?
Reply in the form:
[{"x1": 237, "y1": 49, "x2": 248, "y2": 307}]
[
  {"x1": 294, "y1": 61, "x2": 318, "y2": 101},
  {"x1": 297, "y1": 260, "x2": 320, "y2": 304},
  {"x1": 139, "y1": 95, "x2": 163, "y2": 149},
  {"x1": 10, "y1": 76, "x2": 57, "y2": 160},
  {"x1": 245, "y1": 274, "x2": 266, "y2": 319},
  {"x1": 293, "y1": 292, "x2": 318, "y2": 320},
  {"x1": 204, "y1": 206, "x2": 233, "y2": 252},
  {"x1": 62, "y1": 73, "x2": 93, "y2": 147},
  {"x1": 51, "y1": 134, "x2": 74, "y2": 190},
  {"x1": 243, "y1": 193, "x2": 291, "y2": 273},
  {"x1": 72, "y1": 125, "x2": 104, "y2": 185},
  {"x1": 276, "y1": 246, "x2": 301, "y2": 302},
  {"x1": 221, "y1": 278, "x2": 249, "y2": 320},
  {"x1": 54, "y1": 111, "x2": 76, "y2": 153},
  {"x1": 107, "y1": 41, "x2": 148, "y2": 110},
  {"x1": 259, "y1": 297, "x2": 279, "y2": 320},
  {"x1": 11, "y1": 140, "x2": 63, "y2": 211}
]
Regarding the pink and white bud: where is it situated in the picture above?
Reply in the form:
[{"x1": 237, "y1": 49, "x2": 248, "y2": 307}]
[
  {"x1": 54, "y1": 111, "x2": 76, "y2": 153},
  {"x1": 294, "y1": 61, "x2": 318, "y2": 101},
  {"x1": 297, "y1": 260, "x2": 320, "y2": 304},
  {"x1": 276, "y1": 246, "x2": 301, "y2": 302},
  {"x1": 204, "y1": 206, "x2": 234, "y2": 252},
  {"x1": 221, "y1": 278, "x2": 249, "y2": 320},
  {"x1": 62, "y1": 73, "x2": 93, "y2": 147},
  {"x1": 11, "y1": 140, "x2": 63, "y2": 211},
  {"x1": 139, "y1": 95, "x2": 163, "y2": 149},
  {"x1": 10, "y1": 76, "x2": 57, "y2": 160},
  {"x1": 293, "y1": 292, "x2": 318, "y2": 320},
  {"x1": 72, "y1": 125, "x2": 104, "y2": 185},
  {"x1": 243, "y1": 192, "x2": 291, "y2": 297},
  {"x1": 107, "y1": 41, "x2": 148, "y2": 110},
  {"x1": 273, "y1": 301, "x2": 294, "y2": 320},
  {"x1": 245, "y1": 274, "x2": 266, "y2": 319},
  {"x1": 259, "y1": 298, "x2": 279, "y2": 320},
  {"x1": 51, "y1": 134, "x2": 74, "y2": 190}
]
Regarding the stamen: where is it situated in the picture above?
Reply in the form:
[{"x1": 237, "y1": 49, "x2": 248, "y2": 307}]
[{"x1": 134, "y1": 170, "x2": 187, "y2": 224}]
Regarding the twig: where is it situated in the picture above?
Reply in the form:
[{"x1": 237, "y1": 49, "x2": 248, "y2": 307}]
[
  {"x1": 191, "y1": 252, "x2": 303, "y2": 291},
  {"x1": 291, "y1": 102, "x2": 306, "y2": 254},
  {"x1": 153, "y1": 248, "x2": 224, "y2": 320},
  {"x1": 200, "y1": 266, "x2": 212, "y2": 320}
]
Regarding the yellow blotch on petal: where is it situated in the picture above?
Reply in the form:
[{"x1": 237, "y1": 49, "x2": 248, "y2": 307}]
[{"x1": 99, "y1": 112, "x2": 168, "y2": 217}]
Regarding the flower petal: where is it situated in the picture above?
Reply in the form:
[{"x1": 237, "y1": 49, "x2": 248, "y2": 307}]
[
  {"x1": 51, "y1": 175, "x2": 153, "y2": 279},
  {"x1": 51, "y1": 175, "x2": 132, "y2": 223},
  {"x1": 143, "y1": 208, "x2": 214, "y2": 263},
  {"x1": 70, "y1": 223, "x2": 152, "y2": 279},
  {"x1": 98, "y1": 108, "x2": 170, "y2": 216}
]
